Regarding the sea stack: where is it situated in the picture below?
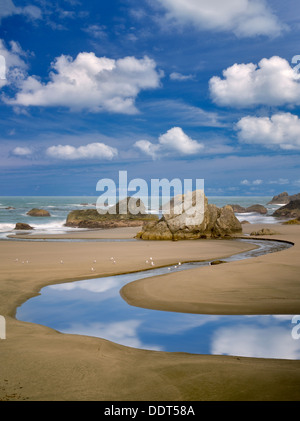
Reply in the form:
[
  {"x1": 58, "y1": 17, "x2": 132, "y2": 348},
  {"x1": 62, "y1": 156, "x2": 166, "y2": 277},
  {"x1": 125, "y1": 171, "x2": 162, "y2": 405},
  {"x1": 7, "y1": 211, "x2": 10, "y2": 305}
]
[{"x1": 136, "y1": 190, "x2": 242, "y2": 240}]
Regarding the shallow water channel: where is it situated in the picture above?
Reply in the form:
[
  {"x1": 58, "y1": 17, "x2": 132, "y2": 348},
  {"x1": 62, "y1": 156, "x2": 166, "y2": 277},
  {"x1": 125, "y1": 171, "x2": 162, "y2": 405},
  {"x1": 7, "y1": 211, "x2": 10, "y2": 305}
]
[{"x1": 16, "y1": 239, "x2": 300, "y2": 360}]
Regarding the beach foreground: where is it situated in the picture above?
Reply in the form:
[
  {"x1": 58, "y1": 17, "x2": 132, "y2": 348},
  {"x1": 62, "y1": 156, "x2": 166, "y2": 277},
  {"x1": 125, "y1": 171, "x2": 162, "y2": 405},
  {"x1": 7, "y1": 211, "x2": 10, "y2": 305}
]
[{"x1": 0, "y1": 224, "x2": 300, "y2": 401}]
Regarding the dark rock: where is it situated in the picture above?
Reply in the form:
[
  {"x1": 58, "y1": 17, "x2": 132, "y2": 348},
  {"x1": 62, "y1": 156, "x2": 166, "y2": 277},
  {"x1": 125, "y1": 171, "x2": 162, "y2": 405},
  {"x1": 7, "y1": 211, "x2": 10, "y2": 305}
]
[
  {"x1": 268, "y1": 192, "x2": 300, "y2": 205},
  {"x1": 229, "y1": 204, "x2": 246, "y2": 213},
  {"x1": 245, "y1": 204, "x2": 267, "y2": 214},
  {"x1": 27, "y1": 208, "x2": 51, "y2": 217},
  {"x1": 65, "y1": 197, "x2": 158, "y2": 228},
  {"x1": 14, "y1": 223, "x2": 33, "y2": 230},
  {"x1": 210, "y1": 260, "x2": 227, "y2": 265},
  {"x1": 241, "y1": 220, "x2": 250, "y2": 224},
  {"x1": 229, "y1": 204, "x2": 267, "y2": 214},
  {"x1": 273, "y1": 200, "x2": 300, "y2": 219}
]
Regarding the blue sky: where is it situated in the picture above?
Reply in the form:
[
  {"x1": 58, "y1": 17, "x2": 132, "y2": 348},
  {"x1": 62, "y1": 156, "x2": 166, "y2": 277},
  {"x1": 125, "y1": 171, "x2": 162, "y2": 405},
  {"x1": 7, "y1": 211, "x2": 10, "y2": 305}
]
[{"x1": 0, "y1": 0, "x2": 300, "y2": 196}]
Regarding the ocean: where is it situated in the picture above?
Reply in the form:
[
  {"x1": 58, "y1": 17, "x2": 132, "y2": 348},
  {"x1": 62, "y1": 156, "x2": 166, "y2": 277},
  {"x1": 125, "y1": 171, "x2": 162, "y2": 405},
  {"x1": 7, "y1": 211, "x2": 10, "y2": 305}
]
[{"x1": 0, "y1": 195, "x2": 286, "y2": 238}]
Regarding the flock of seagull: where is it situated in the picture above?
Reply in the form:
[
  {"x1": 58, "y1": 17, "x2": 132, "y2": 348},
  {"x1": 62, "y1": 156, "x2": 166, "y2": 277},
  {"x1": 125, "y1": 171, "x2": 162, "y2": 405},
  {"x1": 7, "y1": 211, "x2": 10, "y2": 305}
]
[{"x1": 14, "y1": 255, "x2": 183, "y2": 273}]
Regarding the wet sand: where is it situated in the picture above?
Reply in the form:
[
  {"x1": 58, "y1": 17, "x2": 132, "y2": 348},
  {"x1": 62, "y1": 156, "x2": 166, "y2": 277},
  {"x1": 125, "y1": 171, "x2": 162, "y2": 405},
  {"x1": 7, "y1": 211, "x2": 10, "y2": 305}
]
[{"x1": 0, "y1": 224, "x2": 299, "y2": 401}]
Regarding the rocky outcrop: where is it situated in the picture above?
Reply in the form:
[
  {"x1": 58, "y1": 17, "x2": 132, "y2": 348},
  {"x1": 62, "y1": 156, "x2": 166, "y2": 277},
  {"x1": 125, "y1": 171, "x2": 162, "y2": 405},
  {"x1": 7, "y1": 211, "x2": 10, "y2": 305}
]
[
  {"x1": 211, "y1": 260, "x2": 227, "y2": 265},
  {"x1": 268, "y1": 192, "x2": 300, "y2": 205},
  {"x1": 229, "y1": 204, "x2": 267, "y2": 214},
  {"x1": 282, "y1": 218, "x2": 300, "y2": 225},
  {"x1": 27, "y1": 208, "x2": 51, "y2": 217},
  {"x1": 229, "y1": 204, "x2": 247, "y2": 213},
  {"x1": 250, "y1": 228, "x2": 278, "y2": 236},
  {"x1": 273, "y1": 200, "x2": 300, "y2": 219},
  {"x1": 14, "y1": 223, "x2": 33, "y2": 230},
  {"x1": 136, "y1": 191, "x2": 242, "y2": 240},
  {"x1": 245, "y1": 204, "x2": 268, "y2": 214},
  {"x1": 65, "y1": 197, "x2": 157, "y2": 228}
]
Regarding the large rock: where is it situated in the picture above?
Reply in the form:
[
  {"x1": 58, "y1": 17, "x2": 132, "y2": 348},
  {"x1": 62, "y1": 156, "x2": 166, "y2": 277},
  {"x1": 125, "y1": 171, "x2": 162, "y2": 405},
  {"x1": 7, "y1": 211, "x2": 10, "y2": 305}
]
[
  {"x1": 14, "y1": 223, "x2": 33, "y2": 230},
  {"x1": 245, "y1": 204, "x2": 268, "y2": 214},
  {"x1": 27, "y1": 208, "x2": 50, "y2": 217},
  {"x1": 136, "y1": 191, "x2": 242, "y2": 240},
  {"x1": 273, "y1": 200, "x2": 300, "y2": 219},
  {"x1": 65, "y1": 197, "x2": 157, "y2": 228},
  {"x1": 229, "y1": 204, "x2": 267, "y2": 214},
  {"x1": 250, "y1": 228, "x2": 278, "y2": 236},
  {"x1": 229, "y1": 204, "x2": 247, "y2": 213},
  {"x1": 268, "y1": 192, "x2": 300, "y2": 205}
]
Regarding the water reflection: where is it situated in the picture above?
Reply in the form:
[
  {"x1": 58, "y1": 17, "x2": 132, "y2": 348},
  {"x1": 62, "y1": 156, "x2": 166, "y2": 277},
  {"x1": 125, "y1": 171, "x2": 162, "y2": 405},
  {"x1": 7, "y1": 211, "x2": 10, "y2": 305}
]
[
  {"x1": 16, "y1": 239, "x2": 299, "y2": 359},
  {"x1": 212, "y1": 320, "x2": 300, "y2": 360}
]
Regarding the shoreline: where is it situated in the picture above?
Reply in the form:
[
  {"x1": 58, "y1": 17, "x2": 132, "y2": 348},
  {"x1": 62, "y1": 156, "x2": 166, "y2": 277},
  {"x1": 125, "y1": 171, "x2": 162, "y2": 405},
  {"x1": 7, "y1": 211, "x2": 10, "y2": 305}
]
[{"x1": 0, "y1": 224, "x2": 300, "y2": 400}]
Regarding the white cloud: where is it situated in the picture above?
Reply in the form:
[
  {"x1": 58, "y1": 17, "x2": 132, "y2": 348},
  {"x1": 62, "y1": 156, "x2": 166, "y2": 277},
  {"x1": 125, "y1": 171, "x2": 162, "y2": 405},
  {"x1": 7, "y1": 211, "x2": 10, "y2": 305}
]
[
  {"x1": 241, "y1": 179, "x2": 250, "y2": 185},
  {"x1": 210, "y1": 56, "x2": 300, "y2": 108},
  {"x1": 0, "y1": 0, "x2": 17, "y2": 22},
  {"x1": 6, "y1": 53, "x2": 163, "y2": 114},
  {"x1": 0, "y1": 39, "x2": 28, "y2": 88},
  {"x1": 134, "y1": 127, "x2": 204, "y2": 159},
  {"x1": 268, "y1": 178, "x2": 289, "y2": 185},
  {"x1": 82, "y1": 24, "x2": 107, "y2": 39},
  {"x1": 46, "y1": 142, "x2": 118, "y2": 160},
  {"x1": 236, "y1": 112, "x2": 300, "y2": 150},
  {"x1": 240, "y1": 179, "x2": 262, "y2": 186},
  {"x1": 170, "y1": 72, "x2": 194, "y2": 81},
  {"x1": 134, "y1": 140, "x2": 160, "y2": 159},
  {"x1": 12, "y1": 146, "x2": 32, "y2": 156},
  {"x1": 0, "y1": 0, "x2": 42, "y2": 23},
  {"x1": 156, "y1": 0, "x2": 284, "y2": 37}
]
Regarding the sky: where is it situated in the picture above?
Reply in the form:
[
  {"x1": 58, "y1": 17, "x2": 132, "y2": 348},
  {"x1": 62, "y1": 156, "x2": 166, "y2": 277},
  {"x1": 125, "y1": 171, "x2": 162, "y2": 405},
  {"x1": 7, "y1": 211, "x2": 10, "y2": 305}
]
[{"x1": 0, "y1": 0, "x2": 300, "y2": 196}]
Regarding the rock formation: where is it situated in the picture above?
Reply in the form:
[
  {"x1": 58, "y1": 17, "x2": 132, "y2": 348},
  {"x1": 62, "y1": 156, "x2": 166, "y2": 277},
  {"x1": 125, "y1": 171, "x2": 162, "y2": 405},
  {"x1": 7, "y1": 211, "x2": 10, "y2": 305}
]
[
  {"x1": 27, "y1": 208, "x2": 51, "y2": 217},
  {"x1": 268, "y1": 192, "x2": 300, "y2": 205},
  {"x1": 273, "y1": 200, "x2": 300, "y2": 219},
  {"x1": 229, "y1": 204, "x2": 267, "y2": 214},
  {"x1": 282, "y1": 218, "x2": 300, "y2": 225},
  {"x1": 65, "y1": 197, "x2": 157, "y2": 228},
  {"x1": 250, "y1": 228, "x2": 278, "y2": 236},
  {"x1": 229, "y1": 204, "x2": 247, "y2": 213},
  {"x1": 14, "y1": 223, "x2": 33, "y2": 230},
  {"x1": 136, "y1": 191, "x2": 242, "y2": 240}
]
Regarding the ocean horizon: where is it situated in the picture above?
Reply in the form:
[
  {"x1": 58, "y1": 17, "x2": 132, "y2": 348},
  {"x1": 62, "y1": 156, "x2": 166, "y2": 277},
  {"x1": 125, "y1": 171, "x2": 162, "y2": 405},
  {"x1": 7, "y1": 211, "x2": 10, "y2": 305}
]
[{"x1": 0, "y1": 195, "x2": 286, "y2": 236}]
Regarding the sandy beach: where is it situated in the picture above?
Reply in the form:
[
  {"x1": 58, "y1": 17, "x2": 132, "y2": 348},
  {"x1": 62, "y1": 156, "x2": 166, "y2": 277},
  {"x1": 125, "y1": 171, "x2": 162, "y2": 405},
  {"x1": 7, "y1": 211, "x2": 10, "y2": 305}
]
[{"x1": 0, "y1": 223, "x2": 300, "y2": 401}]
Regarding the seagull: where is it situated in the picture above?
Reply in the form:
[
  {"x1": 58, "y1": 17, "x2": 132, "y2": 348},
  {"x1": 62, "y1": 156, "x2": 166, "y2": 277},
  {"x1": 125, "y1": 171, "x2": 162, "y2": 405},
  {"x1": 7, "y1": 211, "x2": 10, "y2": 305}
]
[
  {"x1": 178, "y1": 262, "x2": 182, "y2": 266},
  {"x1": 150, "y1": 257, "x2": 153, "y2": 260},
  {"x1": 15, "y1": 258, "x2": 19, "y2": 262},
  {"x1": 145, "y1": 260, "x2": 149, "y2": 264},
  {"x1": 60, "y1": 260, "x2": 64, "y2": 264},
  {"x1": 151, "y1": 261, "x2": 155, "y2": 266},
  {"x1": 174, "y1": 265, "x2": 178, "y2": 269},
  {"x1": 168, "y1": 267, "x2": 171, "y2": 271},
  {"x1": 110, "y1": 257, "x2": 114, "y2": 261},
  {"x1": 91, "y1": 267, "x2": 95, "y2": 272},
  {"x1": 93, "y1": 260, "x2": 97, "y2": 263}
]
